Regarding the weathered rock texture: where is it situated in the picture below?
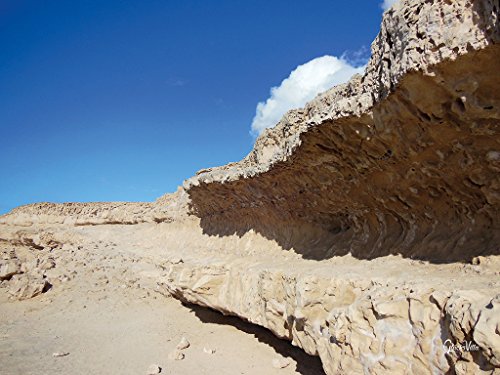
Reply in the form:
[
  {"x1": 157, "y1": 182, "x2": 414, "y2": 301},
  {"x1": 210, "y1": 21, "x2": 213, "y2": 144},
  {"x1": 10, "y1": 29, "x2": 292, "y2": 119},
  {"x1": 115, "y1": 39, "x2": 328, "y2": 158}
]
[
  {"x1": 185, "y1": 0, "x2": 500, "y2": 263},
  {"x1": 1, "y1": 0, "x2": 499, "y2": 374}
]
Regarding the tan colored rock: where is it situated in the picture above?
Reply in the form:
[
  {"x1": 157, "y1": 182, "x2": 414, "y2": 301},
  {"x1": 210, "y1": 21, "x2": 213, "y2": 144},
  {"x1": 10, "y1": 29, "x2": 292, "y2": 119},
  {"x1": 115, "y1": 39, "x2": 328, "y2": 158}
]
[
  {"x1": 168, "y1": 349, "x2": 185, "y2": 361},
  {"x1": 38, "y1": 257, "x2": 56, "y2": 271},
  {"x1": 181, "y1": 0, "x2": 500, "y2": 264},
  {"x1": 146, "y1": 364, "x2": 161, "y2": 374},
  {"x1": 473, "y1": 295, "x2": 500, "y2": 366},
  {"x1": 8, "y1": 275, "x2": 50, "y2": 300},
  {"x1": 176, "y1": 336, "x2": 190, "y2": 350},
  {"x1": 0, "y1": 259, "x2": 21, "y2": 280}
]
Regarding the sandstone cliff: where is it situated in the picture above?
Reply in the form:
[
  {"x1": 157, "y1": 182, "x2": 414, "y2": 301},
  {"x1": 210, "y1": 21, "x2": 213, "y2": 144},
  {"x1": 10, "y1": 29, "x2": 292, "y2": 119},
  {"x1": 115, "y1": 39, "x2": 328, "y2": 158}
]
[
  {"x1": 1, "y1": 0, "x2": 499, "y2": 374},
  {"x1": 184, "y1": 0, "x2": 500, "y2": 263}
]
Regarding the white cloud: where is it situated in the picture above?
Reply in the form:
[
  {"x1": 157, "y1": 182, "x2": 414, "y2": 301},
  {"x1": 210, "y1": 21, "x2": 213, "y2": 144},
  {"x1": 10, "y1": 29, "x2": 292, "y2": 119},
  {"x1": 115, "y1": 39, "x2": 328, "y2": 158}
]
[
  {"x1": 250, "y1": 55, "x2": 364, "y2": 136},
  {"x1": 381, "y1": 0, "x2": 400, "y2": 11}
]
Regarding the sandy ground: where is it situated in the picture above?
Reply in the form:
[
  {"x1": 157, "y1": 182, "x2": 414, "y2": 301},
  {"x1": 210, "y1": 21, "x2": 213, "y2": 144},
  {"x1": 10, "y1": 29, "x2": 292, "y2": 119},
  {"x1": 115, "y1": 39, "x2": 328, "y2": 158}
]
[{"x1": 0, "y1": 230, "x2": 324, "y2": 375}]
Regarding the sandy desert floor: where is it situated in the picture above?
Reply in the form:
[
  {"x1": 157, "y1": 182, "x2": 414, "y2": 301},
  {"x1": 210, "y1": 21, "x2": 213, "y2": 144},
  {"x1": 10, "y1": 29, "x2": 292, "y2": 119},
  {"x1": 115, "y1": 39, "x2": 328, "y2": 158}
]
[{"x1": 0, "y1": 227, "x2": 324, "y2": 375}]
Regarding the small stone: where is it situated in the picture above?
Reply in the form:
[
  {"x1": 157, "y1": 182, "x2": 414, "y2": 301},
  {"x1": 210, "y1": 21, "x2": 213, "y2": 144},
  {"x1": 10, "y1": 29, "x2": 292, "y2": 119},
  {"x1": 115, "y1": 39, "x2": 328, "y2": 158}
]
[
  {"x1": 203, "y1": 347, "x2": 216, "y2": 354},
  {"x1": 0, "y1": 260, "x2": 21, "y2": 280},
  {"x1": 168, "y1": 349, "x2": 185, "y2": 361},
  {"x1": 8, "y1": 275, "x2": 51, "y2": 300},
  {"x1": 272, "y1": 358, "x2": 291, "y2": 369},
  {"x1": 146, "y1": 364, "x2": 161, "y2": 374},
  {"x1": 176, "y1": 336, "x2": 190, "y2": 350},
  {"x1": 39, "y1": 257, "x2": 56, "y2": 271},
  {"x1": 170, "y1": 257, "x2": 184, "y2": 264},
  {"x1": 52, "y1": 352, "x2": 70, "y2": 357}
]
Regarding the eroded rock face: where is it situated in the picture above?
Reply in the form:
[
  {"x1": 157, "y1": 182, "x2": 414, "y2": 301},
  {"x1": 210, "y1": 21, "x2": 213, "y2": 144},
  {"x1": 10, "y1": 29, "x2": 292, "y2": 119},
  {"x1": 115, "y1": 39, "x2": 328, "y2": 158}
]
[
  {"x1": 0, "y1": 190, "x2": 189, "y2": 227},
  {"x1": 0, "y1": 0, "x2": 499, "y2": 374},
  {"x1": 161, "y1": 255, "x2": 500, "y2": 374},
  {"x1": 0, "y1": 245, "x2": 60, "y2": 300},
  {"x1": 164, "y1": 0, "x2": 499, "y2": 372},
  {"x1": 0, "y1": 259, "x2": 21, "y2": 280},
  {"x1": 183, "y1": 0, "x2": 500, "y2": 263}
]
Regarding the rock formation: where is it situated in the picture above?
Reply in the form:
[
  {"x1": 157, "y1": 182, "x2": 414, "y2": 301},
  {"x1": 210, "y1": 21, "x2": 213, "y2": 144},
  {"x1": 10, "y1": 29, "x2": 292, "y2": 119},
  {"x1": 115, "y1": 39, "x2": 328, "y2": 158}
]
[{"x1": 1, "y1": 0, "x2": 499, "y2": 374}]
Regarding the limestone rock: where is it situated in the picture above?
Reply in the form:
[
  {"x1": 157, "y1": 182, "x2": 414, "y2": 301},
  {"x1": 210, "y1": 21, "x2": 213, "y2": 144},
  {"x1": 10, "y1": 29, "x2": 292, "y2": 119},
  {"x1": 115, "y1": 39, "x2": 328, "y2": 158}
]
[
  {"x1": 181, "y1": 0, "x2": 500, "y2": 263},
  {"x1": 176, "y1": 336, "x2": 190, "y2": 350},
  {"x1": 8, "y1": 275, "x2": 50, "y2": 300},
  {"x1": 146, "y1": 364, "x2": 161, "y2": 374},
  {"x1": 0, "y1": 259, "x2": 21, "y2": 280},
  {"x1": 203, "y1": 347, "x2": 216, "y2": 354},
  {"x1": 473, "y1": 294, "x2": 500, "y2": 366},
  {"x1": 38, "y1": 257, "x2": 56, "y2": 271},
  {"x1": 168, "y1": 349, "x2": 185, "y2": 361}
]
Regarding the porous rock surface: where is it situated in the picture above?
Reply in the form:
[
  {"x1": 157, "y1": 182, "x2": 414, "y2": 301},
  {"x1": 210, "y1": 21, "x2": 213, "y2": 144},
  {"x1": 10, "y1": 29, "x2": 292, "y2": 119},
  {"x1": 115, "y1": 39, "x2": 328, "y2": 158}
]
[
  {"x1": 185, "y1": 0, "x2": 500, "y2": 263},
  {"x1": 1, "y1": 0, "x2": 499, "y2": 374}
]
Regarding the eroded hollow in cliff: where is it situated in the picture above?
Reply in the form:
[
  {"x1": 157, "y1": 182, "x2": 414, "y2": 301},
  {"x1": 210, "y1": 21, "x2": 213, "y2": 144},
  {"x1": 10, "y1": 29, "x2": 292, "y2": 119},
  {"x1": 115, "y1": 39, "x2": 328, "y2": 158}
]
[{"x1": 188, "y1": 45, "x2": 500, "y2": 263}]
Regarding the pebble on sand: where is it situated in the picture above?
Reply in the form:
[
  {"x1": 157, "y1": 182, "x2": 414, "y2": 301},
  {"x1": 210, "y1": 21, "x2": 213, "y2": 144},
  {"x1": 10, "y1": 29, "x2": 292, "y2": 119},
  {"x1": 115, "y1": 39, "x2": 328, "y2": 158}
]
[
  {"x1": 168, "y1": 349, "x2": 185, "y2": 361},
  {"x1": 52, "y1": 352, "x2": 70, "y2": 358},
  {"x1": 146, "y1": 364, "x2": 161, "y2": 374},
  {"x1": 272, "y1": 357, "x2": 291, "y2": 369},
  {"x1": 176, "y1": 336, "x2": 190, "y2": 350}
]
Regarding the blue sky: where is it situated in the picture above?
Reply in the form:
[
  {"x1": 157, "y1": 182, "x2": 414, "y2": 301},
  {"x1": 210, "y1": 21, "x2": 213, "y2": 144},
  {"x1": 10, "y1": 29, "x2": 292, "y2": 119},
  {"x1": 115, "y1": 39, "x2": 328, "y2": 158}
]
[{"x1": 0, "y1": 0, "x2": 386, "y2": 214}]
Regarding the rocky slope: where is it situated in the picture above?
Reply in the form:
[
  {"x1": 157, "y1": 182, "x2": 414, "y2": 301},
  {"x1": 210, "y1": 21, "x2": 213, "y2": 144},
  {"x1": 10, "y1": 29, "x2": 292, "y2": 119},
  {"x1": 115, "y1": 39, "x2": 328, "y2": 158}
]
[{"x1": 1, "y1": 0, "x2": 499, "y2": 374}]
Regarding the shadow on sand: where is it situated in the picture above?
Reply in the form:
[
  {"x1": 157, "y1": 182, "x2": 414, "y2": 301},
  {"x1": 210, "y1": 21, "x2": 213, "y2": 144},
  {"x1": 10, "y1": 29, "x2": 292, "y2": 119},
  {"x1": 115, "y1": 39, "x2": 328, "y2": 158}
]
[{"x1": 183, "y1": 302, "x2": 325, "y2": 375}]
